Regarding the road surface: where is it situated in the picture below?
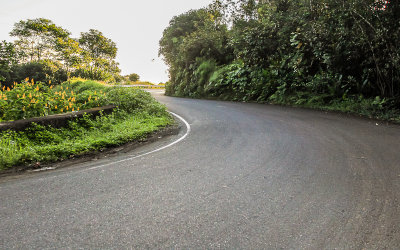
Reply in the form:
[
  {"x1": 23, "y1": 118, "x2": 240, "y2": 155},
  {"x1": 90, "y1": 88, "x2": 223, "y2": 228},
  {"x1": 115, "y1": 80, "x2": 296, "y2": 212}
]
[{"x1": 1, "y1": 90, "x2": 399, "y2": 249}]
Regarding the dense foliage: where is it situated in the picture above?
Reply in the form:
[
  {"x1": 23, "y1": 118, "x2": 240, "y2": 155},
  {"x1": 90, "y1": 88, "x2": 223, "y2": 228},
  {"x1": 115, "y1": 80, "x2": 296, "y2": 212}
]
[
  {"x1": 0, "y1": 79, "x2": 172, "y2": 169},
  {"x1": 0, "y1": 18, "x2": 123, "y2": 87},
  {"x1": 0, "y1": 78, "x2": 165, "y2": 122},
  {"x1": 0, "y1": 79, "x2": 108, "y2": 121},
  {"x1": 159, "y1": 0, "x2": 400, "y2": 119}
]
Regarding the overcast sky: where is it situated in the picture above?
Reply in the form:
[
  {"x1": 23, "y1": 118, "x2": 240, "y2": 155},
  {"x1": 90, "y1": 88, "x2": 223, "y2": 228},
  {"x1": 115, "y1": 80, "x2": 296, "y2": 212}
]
[{"x1": 0, "y1": 0, "x2": 213, "y2": 83}]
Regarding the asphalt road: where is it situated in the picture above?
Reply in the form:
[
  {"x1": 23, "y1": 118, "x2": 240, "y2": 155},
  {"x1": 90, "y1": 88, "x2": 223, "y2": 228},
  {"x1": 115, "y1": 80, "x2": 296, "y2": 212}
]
[{"x1": 1, "y1": 90, "x2": 399, "y2": 249}]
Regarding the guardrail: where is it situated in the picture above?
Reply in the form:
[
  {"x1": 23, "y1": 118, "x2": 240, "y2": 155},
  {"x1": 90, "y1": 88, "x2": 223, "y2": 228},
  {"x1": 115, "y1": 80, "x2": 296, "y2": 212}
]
[{"x1": 0, "y1": 105, "x2": 116, "y2": 132}]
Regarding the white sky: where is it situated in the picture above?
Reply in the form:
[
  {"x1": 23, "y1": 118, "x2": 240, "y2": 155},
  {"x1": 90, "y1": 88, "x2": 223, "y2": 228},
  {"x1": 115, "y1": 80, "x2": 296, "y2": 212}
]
[{"x1": 0, "y1": 0, "x2": 213, "y2": 83}]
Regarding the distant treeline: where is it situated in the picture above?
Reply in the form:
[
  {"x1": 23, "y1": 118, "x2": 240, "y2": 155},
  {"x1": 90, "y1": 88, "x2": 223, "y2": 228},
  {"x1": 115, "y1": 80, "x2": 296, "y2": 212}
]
[{"x1": 159, "y1": 0, "x2": 399, "y2": 116}]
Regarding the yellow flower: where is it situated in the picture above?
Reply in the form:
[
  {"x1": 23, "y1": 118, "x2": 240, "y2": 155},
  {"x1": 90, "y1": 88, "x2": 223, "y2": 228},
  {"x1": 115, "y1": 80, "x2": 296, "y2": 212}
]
[
  {"x1": 29, "y1": 93, "x2": 32, "y2": 98},
  {"x1": 55, "y1": 105, "x2": 57, "y2": 109},
  {"x1": 7, "y1": 87, "x2": 10, "y2": 91},
  {"x1": 22, "y1": 93, "x2": 25, "y2": 98}
]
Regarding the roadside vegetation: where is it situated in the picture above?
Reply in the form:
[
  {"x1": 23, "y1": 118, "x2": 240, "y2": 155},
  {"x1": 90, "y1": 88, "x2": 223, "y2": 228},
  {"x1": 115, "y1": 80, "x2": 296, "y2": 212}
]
[
  {"x1": 0, "y1": 78, "x2": 109, "y2": 122},
  {"x1": 0, "y1": 19, "x2": 173, "y2": 171},
  {"x1": 159, "y1": 0, "x2": 400, "y2": 122},
  {"x1": 0, "y1": 79, "x2": 173, "y2": 170},
  {"x1": 0, "y1": 18, "x2": 140, "y2": 86}
]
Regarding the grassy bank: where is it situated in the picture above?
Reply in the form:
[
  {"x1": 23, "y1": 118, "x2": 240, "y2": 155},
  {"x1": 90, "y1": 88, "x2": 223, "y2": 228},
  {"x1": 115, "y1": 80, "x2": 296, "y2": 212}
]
[
  {"x1": 0, "y1": 79, "x2": 173, "y2": 170},
  {"x1": 265, "y1": 93, "x2": 400, "y2": 123}
]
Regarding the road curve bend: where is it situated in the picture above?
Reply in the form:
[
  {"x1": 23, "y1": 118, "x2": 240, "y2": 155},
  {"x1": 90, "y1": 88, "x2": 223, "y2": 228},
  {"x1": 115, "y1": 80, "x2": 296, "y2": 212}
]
[{"x1": 0, "y1": 91, "x2": 399, "y2": 249}]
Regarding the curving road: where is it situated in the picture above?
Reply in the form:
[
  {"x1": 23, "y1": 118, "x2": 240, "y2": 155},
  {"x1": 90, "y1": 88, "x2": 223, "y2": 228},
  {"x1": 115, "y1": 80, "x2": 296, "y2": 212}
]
[{"x1": 1, "y1": 90, "x2": 399, "y2": 249}]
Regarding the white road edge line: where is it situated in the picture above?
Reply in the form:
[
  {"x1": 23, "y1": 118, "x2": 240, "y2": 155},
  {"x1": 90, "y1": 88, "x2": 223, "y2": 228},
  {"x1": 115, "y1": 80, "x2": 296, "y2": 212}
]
[{"x1": 85, "y1": 111, "x2": 191, "y2": 171}]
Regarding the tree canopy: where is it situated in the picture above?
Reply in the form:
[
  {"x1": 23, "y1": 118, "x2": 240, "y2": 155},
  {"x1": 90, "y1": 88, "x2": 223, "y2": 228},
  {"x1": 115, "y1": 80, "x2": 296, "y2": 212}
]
[
  {"x1": 1, "y1": 19, "x2": 124, "y2": 86},
  {"x1": 128, "y1": 73, "x2": 140, "y2": 82},
  {"x1": 159, "y1": 0, "x2": 400, "y2": 108},
  {"x1": 10, "y1": 18, "x2": 70, "y2": 62}
]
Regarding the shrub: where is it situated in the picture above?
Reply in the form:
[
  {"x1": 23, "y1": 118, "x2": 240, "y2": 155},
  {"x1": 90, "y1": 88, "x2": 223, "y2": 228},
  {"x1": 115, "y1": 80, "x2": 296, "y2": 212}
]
[
  {"x1": 106, "y1": 87, "x2": 167, "y2": 115},
  {"x1": 0, "y1": 79, "x2": 109, "y2": 121},
  {"x1": 5, "y1": 60, "x2": 67, "y2": 87}
]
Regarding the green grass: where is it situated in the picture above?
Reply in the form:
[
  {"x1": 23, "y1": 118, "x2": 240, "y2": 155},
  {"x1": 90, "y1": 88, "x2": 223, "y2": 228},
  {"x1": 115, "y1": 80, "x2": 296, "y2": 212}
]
[
  {"x1": 272, "y1": 93, "x2": 400, "y2": 123},
  {"x1": 0, "y1": 110, "x2": 173, "y2": 170}
]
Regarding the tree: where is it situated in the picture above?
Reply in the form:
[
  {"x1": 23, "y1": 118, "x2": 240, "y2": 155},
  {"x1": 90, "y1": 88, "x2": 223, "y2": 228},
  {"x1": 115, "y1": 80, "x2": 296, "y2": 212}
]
[
  {"x1": 78, "y1": 29, "x2": 120, "y2": 82},
  {"x1": 10, "y1": 18, "x2": 71, "y2": 62},
  {"x1": 161, "y1": 0, "x2": 400, "y2": 101},
  {"x1": 0, "y1": 41, "x2": 19, "y2": 83},
  {"x1": 128, "y1": 73, "x2": 140, "y2": 82},
  {"x1": 159, "y1": 8, "x2": 232, "y2": 96},
  {"x1": 79, "y1": 29, "x2": 117, "y2": 65},
  {"x1": 54, "y1": 37, "x2": 83, "y2": 78},
  {"x1": 9, "y1": 60, "x2": 67, "y2": 85}
]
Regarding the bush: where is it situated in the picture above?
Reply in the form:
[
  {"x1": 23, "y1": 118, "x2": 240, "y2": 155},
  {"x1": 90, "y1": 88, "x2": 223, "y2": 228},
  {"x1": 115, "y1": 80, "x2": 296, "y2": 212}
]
[
  {"x1": 0, "y1": 79, "x2": 110, "y2": 121},
  {"x1": 72, "y1": 67, "x2": 115, "y2": 83},
  {"x1": 106, "y1": 87, "x2": 167, "y2": 115},
  {"x1": 4, "y1": 60, "x2": 67, "y2": 87}
]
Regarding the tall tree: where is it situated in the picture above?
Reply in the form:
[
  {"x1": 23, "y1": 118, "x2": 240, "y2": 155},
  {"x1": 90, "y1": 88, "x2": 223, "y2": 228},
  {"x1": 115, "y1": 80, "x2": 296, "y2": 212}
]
[
  {"x1": 78, "y1": 29, "x2": 119, "y2": 80},
  {"x1": 10, "y1": 18, "x2": 70, "y2": 62},
  {"x1": 54, "y1": 37, "x2": 83, "y2": 78},
  {"x1": 0, "y1": 41, "x2": 20, "y2": 83},
  {"x1": 159, "y1": 8, "x2": 232, "y2": 96},
  {"x1": 79, "y1": 29, "x2": 117, "y2": 66}
]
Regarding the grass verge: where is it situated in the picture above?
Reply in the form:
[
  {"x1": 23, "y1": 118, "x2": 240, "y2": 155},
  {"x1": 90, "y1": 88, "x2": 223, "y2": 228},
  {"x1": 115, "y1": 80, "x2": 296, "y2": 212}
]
[{"x1": 0, "y1": 110, "x2": 173, "y2": 170}]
